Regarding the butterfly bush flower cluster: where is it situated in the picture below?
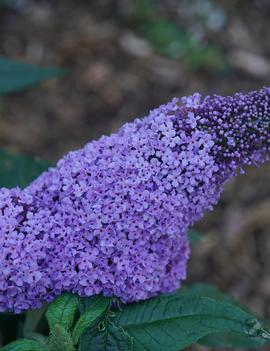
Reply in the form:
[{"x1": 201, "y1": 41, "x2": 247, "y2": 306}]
[{"x1": 1, "y1": 88, "x2": 270, "y2": 313}]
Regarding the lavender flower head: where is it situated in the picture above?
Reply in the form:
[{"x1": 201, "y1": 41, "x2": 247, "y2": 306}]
[{"x1": 1, "y1": 87, "x2": 270, "y2": 313}]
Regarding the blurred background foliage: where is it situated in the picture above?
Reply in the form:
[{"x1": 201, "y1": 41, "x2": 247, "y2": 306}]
[
  {"x1": 0, "y1": 0, "x2": 270, "y2": 350},
  {"x1": 122, "y1": 0, "x2": 227, "y2": 70}
]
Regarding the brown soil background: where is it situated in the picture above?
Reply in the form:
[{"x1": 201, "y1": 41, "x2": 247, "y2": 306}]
[{"x1": 1, "y1": 1, "x2": 270, "y2": 350}]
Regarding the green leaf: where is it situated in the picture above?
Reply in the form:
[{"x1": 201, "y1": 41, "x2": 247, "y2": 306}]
[
  {"x1": 0, "y1": 57, "x2": 66, "y2": 94},
  {"x1": 0, "y1": 339, "x2": 45, "y2": 351},
  {"x1": 184, "y1": 283, "x2": 264, "y2": 318},
  {"x1": 200, "y1": 332, "x2": 269, "y2": 349},
  {"x1": 77, "y1": 295, "x2": 103, "y2": 314},
  {"x1": 115, "y1": 291, "x2": 270, "y2": 351},
  {"x1": 45, "y1": 293, "x2": 78, "y2": 331},
  {"x1": 46, "y1": 324, "x2": 74, "y2": 351},
  {"x1": 79, "y1": 319, "x2": 106, "y2": 351},
  {"x1": 182, "y1": 283, "x2": 231, "y2": 302},
  {"x1": 79, "y1": 320, "x2": 133, "y2": 351},
  {"x1": 0, "y1": 149, "x2": 50, "y2": 188},
  {"x1": 185, "y1": 283, "x2": 270, "y2": 349},
  {"x1": 105, "y1": 323, "x2": 133, "y2": 351},
  {"x1": 72, "y1": 296, "x2": 111, "y2": 345}
]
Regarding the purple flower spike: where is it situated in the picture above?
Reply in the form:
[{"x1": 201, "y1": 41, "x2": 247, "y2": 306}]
[{"x1": 1, "y1": 87, "x2": 270, "y2": 313}]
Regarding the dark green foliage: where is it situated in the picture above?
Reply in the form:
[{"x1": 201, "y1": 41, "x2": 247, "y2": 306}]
[
  {"x1": 0, "y1": 149, "x2": 50, "y2": 188},
  {"x1": 129, "y1": 0, "x2": 226, "y2": 71},
  {"x1": 115, "y1": 291, "x2": 270, "y2": 350},
  {"x1": 79, "y1": 320, "x2": 133, "y2": 351},
  {"x1": 0, "y1": 339, "x2": 45, "y2": 351},
  {"x1": 45, "y1": 294, "x2": 78, "y2": 332},
  {"x1": 0, "y1": 57, "x2": 66, "y2": 95},
  {"x1": 72, "y1": 296, "x2": 111, "y2": 345}
]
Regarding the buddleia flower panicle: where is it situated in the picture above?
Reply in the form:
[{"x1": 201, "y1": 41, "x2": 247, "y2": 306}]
[{"x1": 1, "y1": 87, "x2": 270, "y2": 313}]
